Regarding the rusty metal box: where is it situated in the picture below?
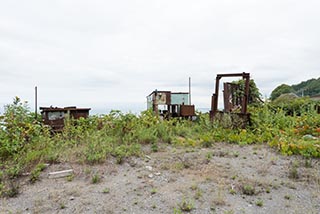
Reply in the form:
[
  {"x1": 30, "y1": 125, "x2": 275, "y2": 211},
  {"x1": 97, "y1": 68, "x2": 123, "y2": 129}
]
[{"x1": 180, "y1": 105, "x2": 195, "y2": 116}]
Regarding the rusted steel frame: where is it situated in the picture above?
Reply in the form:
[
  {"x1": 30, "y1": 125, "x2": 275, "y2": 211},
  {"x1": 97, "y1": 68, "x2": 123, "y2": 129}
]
[
  {"x1": 241, "y1": 74, "x2": 250, "y2": 114},
  {"x1": 217, "y1": 72, "x2": 250, "y2": 78},
  {"x1": 210, "y1": 72, "x2": 250, "y2": 120},
  {"x1": 213, "y1": 75, "x2": 221, "y2": 113},
  {"x1": 223, "y1": 83, "x2": 231, "y2": 112}
]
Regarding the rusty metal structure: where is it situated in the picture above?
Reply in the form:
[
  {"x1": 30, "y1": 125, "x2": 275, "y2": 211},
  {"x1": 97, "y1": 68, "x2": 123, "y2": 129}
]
[
  {"x1": 147, "y1": 90, "x2": 195, "y2": 119},
  {"x1": 40, "y1": 106, "x2": 91, "y2": 131},
  {"x1": 210, "y1": 73, "x2": 250, "y2": 127}
]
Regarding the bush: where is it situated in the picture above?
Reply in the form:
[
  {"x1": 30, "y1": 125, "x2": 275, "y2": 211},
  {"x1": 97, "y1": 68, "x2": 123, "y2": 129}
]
[{"x1": 0, "y1": 97, "x2": 42, "y2": 160}]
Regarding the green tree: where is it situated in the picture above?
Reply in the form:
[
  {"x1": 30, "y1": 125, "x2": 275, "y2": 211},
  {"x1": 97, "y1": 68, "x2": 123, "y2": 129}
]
[
  {"x1": 270, "y1": 84, "x2": 294, "y2": 101},
  {"x1": 232, "y1": 79, "x2": 263, "y2": 106},
  {"x1": 292, "y1": 78, "x2": 320, "y2": 97}
]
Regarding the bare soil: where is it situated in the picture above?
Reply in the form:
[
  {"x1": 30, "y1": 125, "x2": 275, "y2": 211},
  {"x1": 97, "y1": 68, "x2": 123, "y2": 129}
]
[{"x1": 1, "y1": 143, "x2": 320, "y2": 214}]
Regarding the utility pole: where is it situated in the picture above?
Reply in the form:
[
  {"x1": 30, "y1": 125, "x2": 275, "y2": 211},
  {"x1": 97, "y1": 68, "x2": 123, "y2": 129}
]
[
  {"x1": 189, "y1": 77, "x2": 191, "y2": 105},
  {"x1": 35, "y1": 86, "x2": 38, "y2": 120}
]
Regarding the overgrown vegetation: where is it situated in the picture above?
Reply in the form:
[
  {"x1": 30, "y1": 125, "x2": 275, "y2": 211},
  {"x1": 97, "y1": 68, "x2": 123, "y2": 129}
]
[{"x1": 0, "y1": 95, "x2": 319, "y2": 197}]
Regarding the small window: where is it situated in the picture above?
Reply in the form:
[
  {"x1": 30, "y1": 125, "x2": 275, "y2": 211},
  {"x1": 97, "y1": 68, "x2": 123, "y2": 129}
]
[{"x1": 48, "y1": 111, "x2": 64, "y2": 120}]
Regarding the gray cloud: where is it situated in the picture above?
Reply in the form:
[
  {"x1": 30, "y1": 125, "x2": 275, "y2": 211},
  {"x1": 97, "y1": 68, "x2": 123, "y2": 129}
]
[{"x1": 0, "y1": 0, "x2": 319, "y2": 113}]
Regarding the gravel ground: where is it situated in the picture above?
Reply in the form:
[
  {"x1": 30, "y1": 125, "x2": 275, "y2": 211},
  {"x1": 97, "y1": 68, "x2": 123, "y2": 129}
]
[{"x1": 1, "y1": 143, "x2": 320, "y2": 214}]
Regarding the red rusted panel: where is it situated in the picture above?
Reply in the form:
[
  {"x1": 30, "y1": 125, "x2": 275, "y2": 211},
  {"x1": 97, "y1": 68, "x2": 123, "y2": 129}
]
[
  {"x1": 180, "y1": 105, "x2": 195, "y2": 117},
  {"x1": 223, "y1": 83, "x2": 231, "y2": 113}
]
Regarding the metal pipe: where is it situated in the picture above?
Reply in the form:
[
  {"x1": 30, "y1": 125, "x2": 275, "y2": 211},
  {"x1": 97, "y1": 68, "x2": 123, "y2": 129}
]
[
  {"x1": 189, "y1": 77, "x2": 191, "y2": 105},
  {"x1": 35, "y1": 86, "x2": 38, "y2": 120}
]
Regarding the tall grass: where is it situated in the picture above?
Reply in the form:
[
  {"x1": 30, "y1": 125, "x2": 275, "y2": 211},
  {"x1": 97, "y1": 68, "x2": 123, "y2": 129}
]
[{"x1": 0, "y1": 97, "x2": 319, "y2": 196}]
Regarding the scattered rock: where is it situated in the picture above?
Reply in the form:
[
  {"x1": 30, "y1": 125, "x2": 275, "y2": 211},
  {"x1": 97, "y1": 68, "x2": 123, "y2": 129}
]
[
  {"x1": 129, "y1": 160, "x2": 137, "y2": 167},
  {"x1": 145, "y1": 166, "x2": 153, "y2": 171},
  {"x1": 22, "y1": 173, "x2": 31, "y2": 176},
  {"x1": 303, "y1": 135, "x2": 317, "y2": 140}
]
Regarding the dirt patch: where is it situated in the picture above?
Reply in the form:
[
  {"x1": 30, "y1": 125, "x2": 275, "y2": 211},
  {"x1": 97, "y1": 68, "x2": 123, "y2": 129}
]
[{"x1": 1, "y1": 143, "x2": 320, "y2": 214}]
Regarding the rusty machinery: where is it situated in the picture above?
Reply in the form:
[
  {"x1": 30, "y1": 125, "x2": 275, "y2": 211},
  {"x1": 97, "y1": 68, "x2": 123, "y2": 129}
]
[
  {"x1": 147, "y1": 90, "x2": 195, "y2": 119},
  {"x1": 40, "y1": 106, "x2": 91, "y2": 131},
  {"x1": 210, "y1": 72, "x2": 250, "y2": 127}
]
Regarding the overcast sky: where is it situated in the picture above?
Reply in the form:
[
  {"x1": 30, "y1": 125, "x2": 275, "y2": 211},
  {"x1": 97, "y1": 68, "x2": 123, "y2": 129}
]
[{"x1": 1, "y1": 0, "x2": 319, "y2": 114}]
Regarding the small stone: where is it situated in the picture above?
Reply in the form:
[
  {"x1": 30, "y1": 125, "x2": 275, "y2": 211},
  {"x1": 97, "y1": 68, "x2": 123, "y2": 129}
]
[
  {"x1": 148, "y1": 174, "x2": 154, "y2": 178},
  {"x1": 70, "y1": 196, "x2": 75, "y2": 201},
  {"x1": 303, "y1": 135, "x2": 317, "y2": 140},
  {"x1": 129, "y1": 161, "x2": 137, "y2": 167},
  {"x1": 155, "y1": 172, "x2": 161, "y2": 176},
  {"x1": 145, "y1": 166, "x2": 153, "y2": 171}
]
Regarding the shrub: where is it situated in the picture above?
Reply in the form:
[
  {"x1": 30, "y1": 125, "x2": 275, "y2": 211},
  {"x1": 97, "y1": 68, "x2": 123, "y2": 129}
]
[
  {"x1": 179, "y1": 197, "x2": 194, "y2": 212},
  {"x1": 242, "y1": 184, "x2": 255, "y2": 195}
]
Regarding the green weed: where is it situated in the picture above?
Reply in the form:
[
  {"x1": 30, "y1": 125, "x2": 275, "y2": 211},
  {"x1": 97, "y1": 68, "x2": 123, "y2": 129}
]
[
  {"x1": 150, "y1": 188, "x2": 157, "y2": 195},
  {"x1": 91, "y1": 173, "x2": 101, "y2": 184},
  {"x1": 103, "y1": 187, "x2": 110, "y2": 194},
  {"x1": 288, "y1": 165, "x2": 299, "y2": 180},
  {"x1": 229, "y1": 188, "x2": 237, "y2": 195},
  {"x1": 178, "y1": 197, "x2": 194, "y2": 212},
  {"x1": 151, "y1": 143, "x2": 158, "y2": 152},
  {"x1": 5, "y1": 181, "x2": 19, "y2": 198},
  {"x1": 242, "y1": 184, "x2": 255, "y2": 195},
  {"x1": 206, "y1": 152, "x2": 213, "y2": 161},
  {"x1": 255, "y1": 199, "x2": 263, "y2": 207},
  {"x1": 66, "y1": 174, "x2": 74, "y2": 182},
  {"x1": 30, "y1": 163, "x2": 46, "y2": 184},
  {"x1": 284, "y1": 195, "x2": 291, "y2": 200},
  {"x1": 194, "y1": 189, "x2": 203, "y2": 200}
]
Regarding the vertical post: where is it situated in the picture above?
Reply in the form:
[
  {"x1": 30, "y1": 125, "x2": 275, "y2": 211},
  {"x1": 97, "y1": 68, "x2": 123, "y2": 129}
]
[
  {"x1": 35, "y1": 86, "x2": 38, "y2": 120},
  {"x1": 189, "y1": 77, "x2": 191, "y2": 105},
  {"x1": 242, "y1": 74, "x2": 250, "y2": 114},
  {"x1": 153, "y1": 90, "x2": 158, "y2": 116},
  {"x1": 223, "y1": 83, "x2": 230, "y2": 112},
  {"x1": 210, "y1": 76, "x2": 221, "y2": 121},
  {"x1": 214, "y1": 76, "x2": 221, "y2": 112}
]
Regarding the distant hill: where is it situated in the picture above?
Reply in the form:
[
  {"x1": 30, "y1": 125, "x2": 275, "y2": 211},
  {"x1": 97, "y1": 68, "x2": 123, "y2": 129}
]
[
  {"x1": 270, "y1": 77, "x2": 320, "y2": 100},
  {"x1": 291, "y1": 78, "x2": 320, "y2": 97}
]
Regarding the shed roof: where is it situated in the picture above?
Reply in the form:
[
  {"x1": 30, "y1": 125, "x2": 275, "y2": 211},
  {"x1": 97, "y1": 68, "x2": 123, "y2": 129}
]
[
  {"x1": 147, "y1": 90, "x2": 189, "y2": 97},
  {"x1": 40, "y1": 106, "x2": 91, "y2": 112}
]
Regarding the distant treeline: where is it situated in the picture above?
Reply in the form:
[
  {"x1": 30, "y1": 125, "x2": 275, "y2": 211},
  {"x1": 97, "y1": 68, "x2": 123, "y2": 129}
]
[{"x1": 271, "y1": 77, "x2": 320, "y2": 100}]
